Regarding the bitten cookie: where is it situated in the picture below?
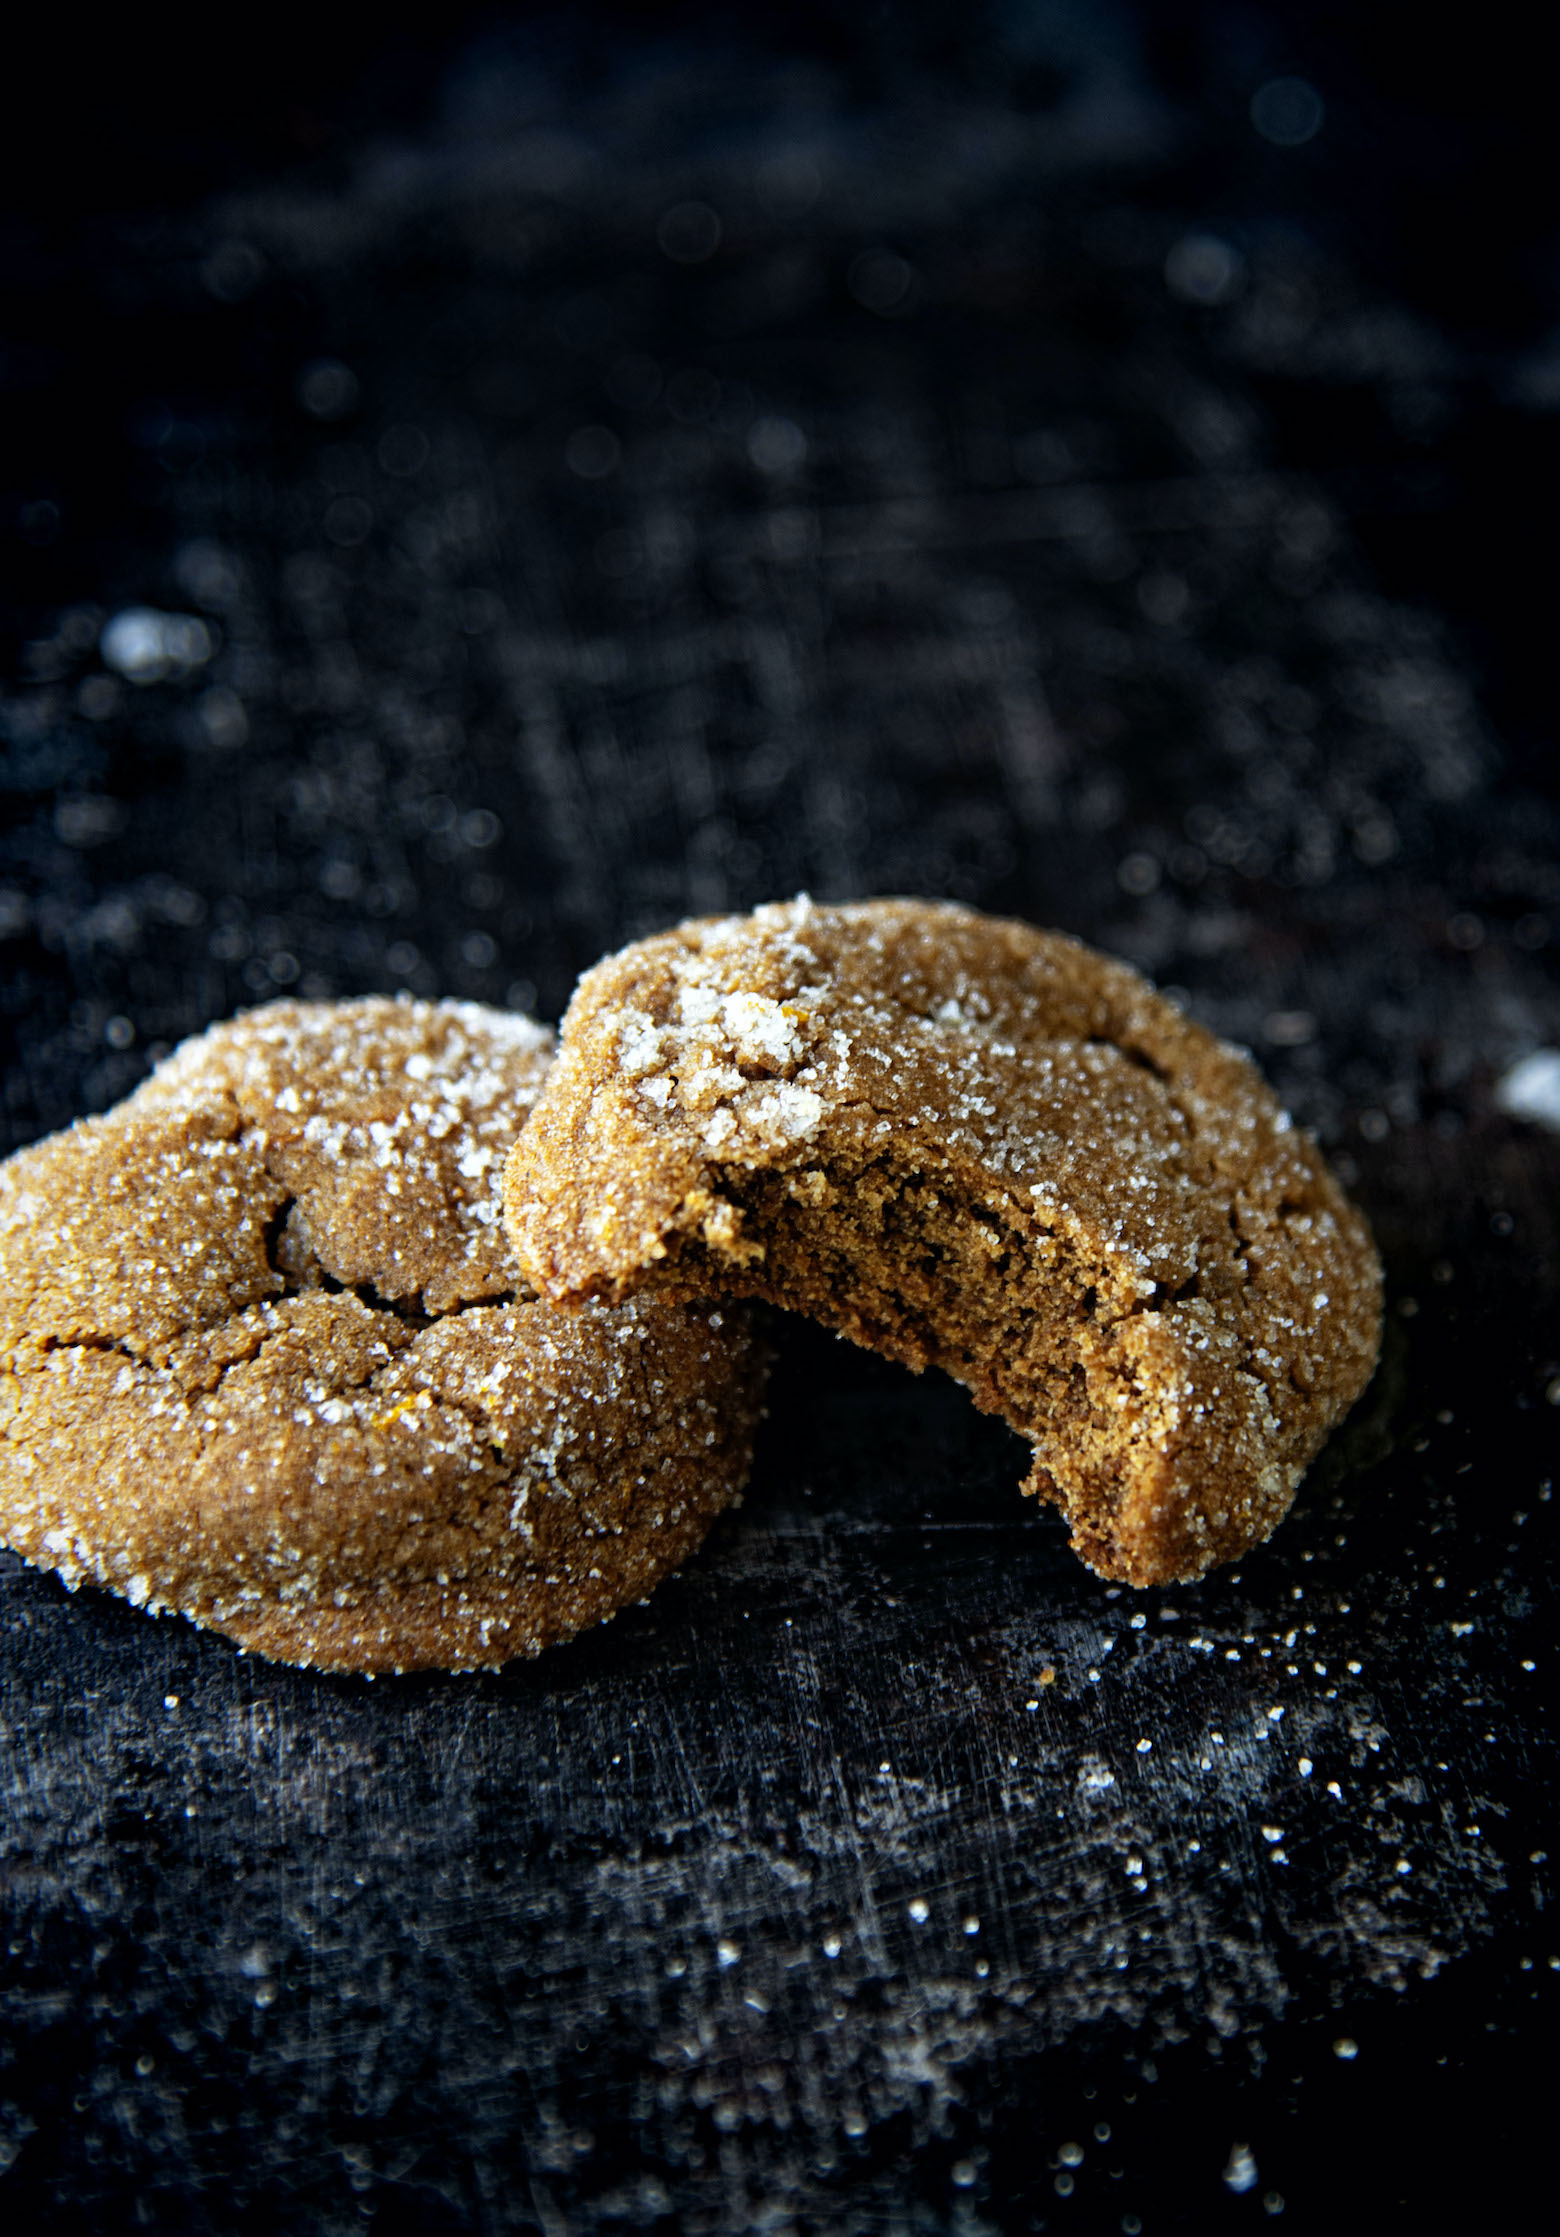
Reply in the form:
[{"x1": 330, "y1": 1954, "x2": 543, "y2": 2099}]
[
  {"x1": 0, "y1": 998, "x2": 764, "y2": 1673},
  {"x1": 504, "y1": 899, "x2": 1381, "y2": 1586}
]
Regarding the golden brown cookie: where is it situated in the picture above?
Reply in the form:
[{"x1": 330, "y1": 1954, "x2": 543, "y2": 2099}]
[
  {"x1": 504, "y1": 899, "x2": 1381, "y2": 1586},
  {"x1": 0, "y1": 998, "x2": 764, "y2": 1673}
]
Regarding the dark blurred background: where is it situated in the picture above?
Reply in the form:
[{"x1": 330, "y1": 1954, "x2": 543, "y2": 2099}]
[
  {"x1": 3, "y1": 0, "x2": 1560, "y2": 1121},
  {"x1": 2, "y1": 6, "x2": 1557, "y2": 2232}
]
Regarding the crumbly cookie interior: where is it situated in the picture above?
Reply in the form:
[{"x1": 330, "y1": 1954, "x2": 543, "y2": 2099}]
[
  {"x1": 505, "y1": 899, "x2": 1382, "y2": 1585},
  {"x1": 604, "y1": 1140, "x2": 1336, "y2": 1584}
]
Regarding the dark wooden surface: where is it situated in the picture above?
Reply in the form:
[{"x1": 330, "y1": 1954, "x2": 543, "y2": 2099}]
[{"x1": 2, "y1": 12, "x2": 1557, "y2": 2229}]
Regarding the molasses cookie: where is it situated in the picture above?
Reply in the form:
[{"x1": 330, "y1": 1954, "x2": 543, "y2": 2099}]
[
  {"x1": 504, "y1": 899, "x2": 1380, "y2": 1586},
  {"x1": 0, "y1": 998, "x2": 764, "y2": 1672}
]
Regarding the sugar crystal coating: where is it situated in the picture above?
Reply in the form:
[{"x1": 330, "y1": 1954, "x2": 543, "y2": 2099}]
[
  {"x1": 0, "y1": 997, "x2": 764, "y2": 1672},
  {"x1": 504, "y1": 899, "x2": 1381, "y2": 1585}
]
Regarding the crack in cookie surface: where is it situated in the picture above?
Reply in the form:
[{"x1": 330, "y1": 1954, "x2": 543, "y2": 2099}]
[
  {"x1": 0, "y1": 998, "x2": 764, "y2": 1672},
  {"x1": 504, "y1": 899, "x2": 1381, "y2": 1585}
]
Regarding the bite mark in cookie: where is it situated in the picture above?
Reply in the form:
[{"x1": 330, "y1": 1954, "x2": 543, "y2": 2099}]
[
  {"x1": 504, "y1": 899, "x2": 1381, "y2": 1586},
  {"x1": 0, "y1": 998, "x2": 764, "y2": 1672}
]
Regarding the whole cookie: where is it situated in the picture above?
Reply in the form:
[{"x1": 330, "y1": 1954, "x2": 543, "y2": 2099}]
[
  {"x1": 504, "y1": 899, "x2": 1381, "y2": 1586},
  {"x1": 0, "y1": 998, "x2": 764, "y2": 1673}
]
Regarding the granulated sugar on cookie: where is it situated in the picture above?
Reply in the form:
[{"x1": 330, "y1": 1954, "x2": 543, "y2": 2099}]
[
  {"x1": 505, "y1": 899, "x2": 1381, "y2": 1586},
  {"x1": 0, "y1": 998, "x2": 764, "y2": 1673}
]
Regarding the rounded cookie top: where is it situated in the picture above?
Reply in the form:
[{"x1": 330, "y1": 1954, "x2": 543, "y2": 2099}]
[
  {"x1": 130, "y1": 993, "x2": 552, "y2": 1314},
  {"x1": 504, "y1": 898, "x2": 1381, "y2": 1585},
  {"x1": 0, "y1": 998, "x2": 764, "y2": 1672}
]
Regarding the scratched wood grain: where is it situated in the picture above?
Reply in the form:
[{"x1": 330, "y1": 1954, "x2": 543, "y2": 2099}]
[{"x1": 2, "y1": 23, "x2": 1557, "y2": 2231}]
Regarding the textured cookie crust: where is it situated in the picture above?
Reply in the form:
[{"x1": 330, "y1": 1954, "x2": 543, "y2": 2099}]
[
  {"x1": 0, "y1": 998, "x2": 763, "y2": 1672},
  {"x1": 505, "y1": 899, "x2": 1381, "y2": 1585}
]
